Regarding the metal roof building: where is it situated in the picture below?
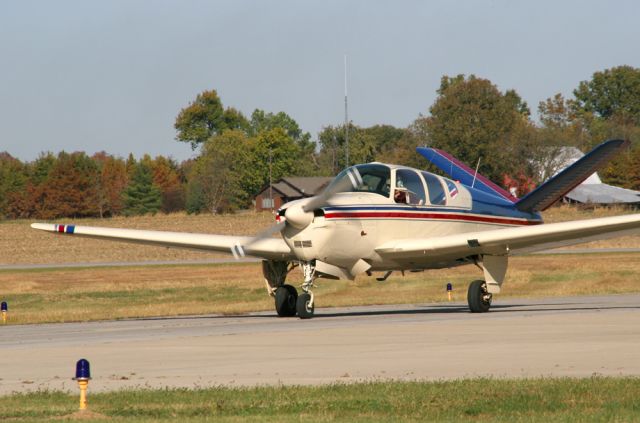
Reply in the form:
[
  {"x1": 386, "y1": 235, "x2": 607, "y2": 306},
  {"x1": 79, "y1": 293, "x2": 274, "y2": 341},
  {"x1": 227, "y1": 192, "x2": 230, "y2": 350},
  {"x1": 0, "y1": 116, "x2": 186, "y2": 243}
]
[{"x1": 558, "y1": 147, "x2": 640, "y2": 205}]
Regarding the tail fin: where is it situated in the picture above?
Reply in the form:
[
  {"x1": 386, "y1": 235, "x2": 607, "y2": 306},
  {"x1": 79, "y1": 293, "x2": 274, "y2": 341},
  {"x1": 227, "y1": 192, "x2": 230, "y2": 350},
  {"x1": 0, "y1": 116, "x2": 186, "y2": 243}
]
[
  {"x1": 515, "y1": 139, "x2": 629, "y2": 212},
  {"x1": 416, "y1": 147, "x2": 518, "y2": 202}
]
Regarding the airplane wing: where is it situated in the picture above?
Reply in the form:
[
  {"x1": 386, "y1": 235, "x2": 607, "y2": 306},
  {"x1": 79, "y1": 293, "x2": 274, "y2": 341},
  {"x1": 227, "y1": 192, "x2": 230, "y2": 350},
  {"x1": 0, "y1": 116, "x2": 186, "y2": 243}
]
[
  {"x1": 30, "y1": 223, "x2": 293, "y2": 261},
  {"x1": 375, "y1": 214, "x2": 640, "y2": 262}
]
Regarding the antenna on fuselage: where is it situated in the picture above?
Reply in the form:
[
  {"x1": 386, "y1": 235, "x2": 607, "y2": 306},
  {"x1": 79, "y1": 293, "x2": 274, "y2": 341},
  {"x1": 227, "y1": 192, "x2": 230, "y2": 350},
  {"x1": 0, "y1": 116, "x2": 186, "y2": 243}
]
[
  {"x1": 344, "y1": 54, "x2": 349, "y2": 168},
  {"x1": 472, "y1": 157, "x2": 481, "y2": 188}
]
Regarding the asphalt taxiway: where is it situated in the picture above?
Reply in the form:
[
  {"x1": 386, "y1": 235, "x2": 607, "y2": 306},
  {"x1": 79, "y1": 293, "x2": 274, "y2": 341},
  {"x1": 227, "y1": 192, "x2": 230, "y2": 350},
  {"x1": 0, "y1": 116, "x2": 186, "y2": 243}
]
[{"x1": 1, "y1": 294, "x2": 639, "y2": 395}]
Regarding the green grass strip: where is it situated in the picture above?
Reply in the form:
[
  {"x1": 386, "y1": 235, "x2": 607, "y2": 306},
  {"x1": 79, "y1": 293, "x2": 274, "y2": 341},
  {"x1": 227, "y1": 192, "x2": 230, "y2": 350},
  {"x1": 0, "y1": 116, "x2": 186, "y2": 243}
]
[{"x1": 1, "y1": 377, "x2": 639, "y2": 422}]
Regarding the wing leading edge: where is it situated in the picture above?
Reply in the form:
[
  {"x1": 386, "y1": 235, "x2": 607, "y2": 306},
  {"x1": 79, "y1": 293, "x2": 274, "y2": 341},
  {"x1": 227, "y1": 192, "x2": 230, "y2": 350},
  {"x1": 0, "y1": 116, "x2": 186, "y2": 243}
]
[
  {"x1": 30, "y1": 223, "x2": 293, "y2": 261},
  {"x1": 375, "y1": 213, "x2": 640, "y2": 261}
]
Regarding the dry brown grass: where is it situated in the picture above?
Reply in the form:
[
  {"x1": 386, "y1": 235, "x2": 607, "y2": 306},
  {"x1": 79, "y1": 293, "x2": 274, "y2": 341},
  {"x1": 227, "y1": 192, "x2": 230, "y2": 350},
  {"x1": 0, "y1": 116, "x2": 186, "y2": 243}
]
[
  {"x1": 0, "y1": 211, "x2": 275, "y2": 265},
  {"x1": 540, "y1": 204, "x2": 640, "y2": 249},
  {"x1": 2, "y1": 205, "x2": 640, "y2": 266},
  {"x1": 1, "y1": 253, "x2": 639, "y2": 324}
]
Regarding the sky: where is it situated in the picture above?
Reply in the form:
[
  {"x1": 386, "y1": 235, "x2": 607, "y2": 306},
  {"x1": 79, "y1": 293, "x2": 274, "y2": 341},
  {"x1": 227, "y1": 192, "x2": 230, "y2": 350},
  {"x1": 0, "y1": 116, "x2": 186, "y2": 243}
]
[{"x1": 1, "y1": 0, "x2": 639, "y2": 163}]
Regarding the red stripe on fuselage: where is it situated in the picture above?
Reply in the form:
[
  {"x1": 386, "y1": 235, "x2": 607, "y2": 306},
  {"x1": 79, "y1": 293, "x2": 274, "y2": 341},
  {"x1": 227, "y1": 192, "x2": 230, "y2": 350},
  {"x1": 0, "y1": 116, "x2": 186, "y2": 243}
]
[{"x1": 324, "y1": 211, "x2": 541, "y2": 226}]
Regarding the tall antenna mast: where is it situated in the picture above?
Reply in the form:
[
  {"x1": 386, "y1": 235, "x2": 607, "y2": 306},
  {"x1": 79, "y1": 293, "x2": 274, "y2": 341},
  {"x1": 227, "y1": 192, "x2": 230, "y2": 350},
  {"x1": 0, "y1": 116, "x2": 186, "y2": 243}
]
[{"x1": 344, "y1": 54, "x2": 349, "y2": 168}]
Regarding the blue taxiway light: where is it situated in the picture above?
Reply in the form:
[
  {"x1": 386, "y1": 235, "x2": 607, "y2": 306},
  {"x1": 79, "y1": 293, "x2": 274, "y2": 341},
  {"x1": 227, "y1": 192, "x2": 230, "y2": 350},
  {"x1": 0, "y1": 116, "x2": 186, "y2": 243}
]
[{"x1": 75, "y1": 359, "x2": 91, "y2": 380}]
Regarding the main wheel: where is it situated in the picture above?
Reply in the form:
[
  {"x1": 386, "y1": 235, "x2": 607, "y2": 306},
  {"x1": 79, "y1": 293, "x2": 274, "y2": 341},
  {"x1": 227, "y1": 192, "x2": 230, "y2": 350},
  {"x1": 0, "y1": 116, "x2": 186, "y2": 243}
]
[
  {"x1": 296, "y1": 292, "x2": 314, "y2": 319},
  {"x1": 467, "y1": 280, "x2": 492, "y2": 313},
  {"x1": 275, "y1": 284, "x2": 298, "y2": 317}
]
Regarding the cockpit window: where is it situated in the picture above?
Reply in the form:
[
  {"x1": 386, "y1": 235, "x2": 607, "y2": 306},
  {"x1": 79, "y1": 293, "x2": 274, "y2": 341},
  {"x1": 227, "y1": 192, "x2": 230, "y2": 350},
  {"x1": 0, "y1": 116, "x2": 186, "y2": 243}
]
[
  {"x1": 444, "y1": 178, "x2": 459, "y2": 198},
  {"x1": 326, "y1": 164, "x2": 391, "y2": 197},
  {"x1": 395, "y1": 169, "x2": 426, "y2": 205},
  {"x1": 421, "y1": 172, "x2": 447, "y2": 205}
]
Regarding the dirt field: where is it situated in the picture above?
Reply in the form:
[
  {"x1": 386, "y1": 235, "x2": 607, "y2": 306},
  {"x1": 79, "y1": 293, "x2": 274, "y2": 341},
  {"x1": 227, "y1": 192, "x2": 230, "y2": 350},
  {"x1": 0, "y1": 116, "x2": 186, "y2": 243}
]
[{"x1": 1, "y1": 205, "x2": 640, "y2": 266}]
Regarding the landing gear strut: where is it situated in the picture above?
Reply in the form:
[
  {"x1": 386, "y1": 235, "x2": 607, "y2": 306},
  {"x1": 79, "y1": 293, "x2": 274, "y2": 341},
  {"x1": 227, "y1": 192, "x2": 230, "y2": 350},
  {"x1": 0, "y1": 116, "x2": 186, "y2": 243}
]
[
  {"x1": 296, "y1": 261, "x2": 316, "y2": 319},
  {"x1": 467, "y1": 279, "x2": 492, "y2": 313}
]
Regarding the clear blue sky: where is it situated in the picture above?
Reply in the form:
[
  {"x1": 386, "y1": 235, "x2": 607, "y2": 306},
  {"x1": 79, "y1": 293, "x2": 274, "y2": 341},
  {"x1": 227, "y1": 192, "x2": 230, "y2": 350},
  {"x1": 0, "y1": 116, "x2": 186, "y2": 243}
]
[{"x1": 1, "y1": 0, "x2": 638, "y2": 162}]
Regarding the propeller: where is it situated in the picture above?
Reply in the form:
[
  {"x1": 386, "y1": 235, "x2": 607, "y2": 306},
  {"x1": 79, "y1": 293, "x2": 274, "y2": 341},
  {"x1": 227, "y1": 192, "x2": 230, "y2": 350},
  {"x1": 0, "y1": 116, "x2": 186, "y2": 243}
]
[
  {"x1": 283, "y1": 167, "x2": 363, "y2": 229},
  {"x1": 301, "y1": 167, "x2": 363, "y2": 213},
  {"x1": 229, "y1": 166, "x2": 363, "y2": 257}
]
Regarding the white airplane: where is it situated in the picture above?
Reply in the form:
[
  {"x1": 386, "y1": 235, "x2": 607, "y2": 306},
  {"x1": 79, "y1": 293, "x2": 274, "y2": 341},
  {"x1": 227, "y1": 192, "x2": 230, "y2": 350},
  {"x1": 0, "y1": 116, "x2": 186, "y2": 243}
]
[{"x1": 32, "y1": 139, "x2": 640, "y2": 319}]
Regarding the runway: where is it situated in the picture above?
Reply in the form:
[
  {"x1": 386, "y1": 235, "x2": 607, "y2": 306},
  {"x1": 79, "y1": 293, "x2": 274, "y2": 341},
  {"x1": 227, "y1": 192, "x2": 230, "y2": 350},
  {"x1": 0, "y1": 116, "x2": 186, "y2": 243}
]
[{"x1": 1, "y1": 294, "x2": 639, "y2": 395}]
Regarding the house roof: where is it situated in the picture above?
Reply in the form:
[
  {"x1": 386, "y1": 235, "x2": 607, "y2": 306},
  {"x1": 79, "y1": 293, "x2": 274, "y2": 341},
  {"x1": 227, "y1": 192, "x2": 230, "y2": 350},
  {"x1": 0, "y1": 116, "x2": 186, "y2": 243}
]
[
  {"x1": 549, "y1": 146, "x2": 640, "y2": 204},
  {"x1": 280, "y1": 177, "x2": 332, "y2": 196},
  {"x1": 565, "y1": 183, "x2": 640, "y2": 204},
  {"x1": 256, "y1": 177, "x2": 333, "y2": 198}
]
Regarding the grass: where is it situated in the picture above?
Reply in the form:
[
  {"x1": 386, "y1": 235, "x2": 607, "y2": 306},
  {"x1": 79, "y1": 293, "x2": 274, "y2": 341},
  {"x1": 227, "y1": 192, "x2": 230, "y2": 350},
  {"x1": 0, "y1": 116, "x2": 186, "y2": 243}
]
[
  {"x1": 1, "y1": 205, "x2": 640, "y2": 266},
  {"x1": 1, "y1": 253, "x2": 640, "y2": 324},
  {"x1": 0, "y1": 211, "x2": 276, "y2": 265},
  {"x1": 0, "y1": 377, "x2": 639, "y2": 422}
]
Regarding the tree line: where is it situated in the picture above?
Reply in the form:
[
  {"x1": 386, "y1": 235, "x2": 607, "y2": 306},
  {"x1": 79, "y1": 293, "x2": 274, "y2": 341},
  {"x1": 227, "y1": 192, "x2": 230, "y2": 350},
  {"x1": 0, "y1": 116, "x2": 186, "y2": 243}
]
[{"x1": 2, "y1": 65, "x2": 640, "y2": 219}]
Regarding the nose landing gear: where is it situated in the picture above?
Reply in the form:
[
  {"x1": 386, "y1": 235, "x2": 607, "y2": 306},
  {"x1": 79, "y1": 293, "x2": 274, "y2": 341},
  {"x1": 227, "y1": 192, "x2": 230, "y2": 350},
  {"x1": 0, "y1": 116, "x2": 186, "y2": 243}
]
[{"x1": 296, "y1": 260, "x2": 317, "y2": 319}]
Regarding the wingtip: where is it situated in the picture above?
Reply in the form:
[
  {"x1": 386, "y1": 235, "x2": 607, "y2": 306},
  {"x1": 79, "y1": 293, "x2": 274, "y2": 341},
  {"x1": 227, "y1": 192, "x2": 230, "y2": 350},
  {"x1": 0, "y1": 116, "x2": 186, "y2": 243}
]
[{"x1": 31, "y1": 223, "x2": 53, "y2": 231}]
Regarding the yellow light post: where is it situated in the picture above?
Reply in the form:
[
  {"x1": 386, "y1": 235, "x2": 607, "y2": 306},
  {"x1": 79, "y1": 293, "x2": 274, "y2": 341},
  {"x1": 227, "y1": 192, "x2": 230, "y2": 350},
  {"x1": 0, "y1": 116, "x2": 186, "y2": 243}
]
[
  {"x1": 446, "y1": 283, "x2": 453, "y2": 302},
  {"x1": 1, "y1": 301, "x2": 7, "y2": 324},
  {"x1": 74, "y1": 359, "x2": 91, "y2": 411}
]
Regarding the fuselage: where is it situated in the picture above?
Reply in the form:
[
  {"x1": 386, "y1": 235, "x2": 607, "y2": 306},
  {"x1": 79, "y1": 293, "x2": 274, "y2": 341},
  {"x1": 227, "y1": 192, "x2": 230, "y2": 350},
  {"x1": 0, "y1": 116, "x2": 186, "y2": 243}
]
[{"x1": 279, "y1": 163, "x2": 542, "y2": 273}]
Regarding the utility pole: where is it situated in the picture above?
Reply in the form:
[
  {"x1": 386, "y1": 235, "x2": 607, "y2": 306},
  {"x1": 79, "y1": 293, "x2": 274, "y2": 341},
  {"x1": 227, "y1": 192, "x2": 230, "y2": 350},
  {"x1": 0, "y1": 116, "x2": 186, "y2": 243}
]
[{"x1": 344, "y1": 54, "x2": 349, "y2": 168}]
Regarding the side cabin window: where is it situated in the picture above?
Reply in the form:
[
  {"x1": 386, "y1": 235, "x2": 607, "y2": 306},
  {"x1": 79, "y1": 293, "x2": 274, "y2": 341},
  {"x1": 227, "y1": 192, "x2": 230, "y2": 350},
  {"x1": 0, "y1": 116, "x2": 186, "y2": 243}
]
[
  {"x1": 421, "y1": 172, "x2": 447, "y2": 205},
  {"x1": 394, "y1": 169, "x2": 426, "y2": 205},
  {"x1": 326, "y1": 164, "x2": 391, "y2": 198},
  {"x1": 443, "y1": 178, "x2": 459, "y2": 199}
]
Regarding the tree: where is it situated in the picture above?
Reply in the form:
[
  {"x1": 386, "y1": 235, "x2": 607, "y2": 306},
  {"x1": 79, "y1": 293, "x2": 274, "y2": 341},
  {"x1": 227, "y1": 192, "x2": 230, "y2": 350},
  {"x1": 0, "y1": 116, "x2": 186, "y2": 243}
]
[
  {"x1": 185, "y1": 130, "x2": 249, "y2": 213},
  {"x1": 145, "y1": 155, "x2": 185, "y2": 213},
  {"x1": 174, "y1": 90, "x2": 249, "y2": 149},
  {"x1": 317, "y1": 124, "x2": 406, "y2": 175},
  {"x1": 122, "y1": 162, "x2": 162, "y2": 216},
  {"x1": 31, "y1": 152, "x2": 100, "y2": 219},
  {"x1": 0, "y1": 153, "x2": 27, "y2": 218},
  {"x1": 419, "y1": 74, "x2": 532, "y2": 182},
  {"x1": 573, "y1": 65, "x2": 640, "y2": 124},
  {"x1": 250, "y1": 109, "x2": 318, "y2": 176},
  {"x1": 93, "y1": 152, "x2": 129, "y2": 217},
  {"x1": 244, "y1": 127, "x2": 304, "y2": 197}
]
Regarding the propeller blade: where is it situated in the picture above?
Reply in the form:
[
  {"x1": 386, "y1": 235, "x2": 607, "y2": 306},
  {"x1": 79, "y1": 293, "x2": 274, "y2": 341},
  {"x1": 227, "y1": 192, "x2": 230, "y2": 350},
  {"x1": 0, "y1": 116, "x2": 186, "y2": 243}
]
[
  {"x1": 302, "y1": 167, "x2": 363, "y2": 212},
  {"x1": 230, "y1": 221, "x2": 286, "y2": 259}
]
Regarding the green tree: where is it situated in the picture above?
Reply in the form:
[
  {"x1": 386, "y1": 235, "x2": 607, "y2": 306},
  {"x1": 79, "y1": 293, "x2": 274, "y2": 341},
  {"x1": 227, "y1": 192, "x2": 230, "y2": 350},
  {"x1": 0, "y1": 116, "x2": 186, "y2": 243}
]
[
  {"x1": 244, "y1": 127, "x2": 304, "y2": 197},
  {"x1": 0, "y1": 153, "x2": 27, "y2": 218},
  {"x1": 122, "y1": 162, "x2": 162, "y2": 216},
  {"x1": 174, "y1": 90, "x2": 249, "y2": 149},
  {"x1": 419, "y1": 74, "x2": 532, "y2": 182},
  {"x1": 573, "y1": 65, "x2": 640, "y2": 124},
  {"x1": 186, "y1": 130, "x2": 249, "y2": 213},
  {"x1": 317, "y1": 124, "x2": 406, "y2": 175}
]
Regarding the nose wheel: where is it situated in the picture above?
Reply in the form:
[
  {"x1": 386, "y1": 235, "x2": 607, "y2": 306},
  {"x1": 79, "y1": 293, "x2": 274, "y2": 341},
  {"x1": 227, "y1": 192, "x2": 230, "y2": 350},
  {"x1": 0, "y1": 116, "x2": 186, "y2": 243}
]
[{"x1": 296, "y1": 292, "x2": 314, "y2": 319}]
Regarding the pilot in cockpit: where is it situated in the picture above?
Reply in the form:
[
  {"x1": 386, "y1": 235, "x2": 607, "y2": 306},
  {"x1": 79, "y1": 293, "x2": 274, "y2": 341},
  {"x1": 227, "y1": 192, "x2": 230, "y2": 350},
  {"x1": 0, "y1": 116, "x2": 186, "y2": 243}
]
[{"x1": 394, "y1": 178, "x2": 408, "y2": 204}]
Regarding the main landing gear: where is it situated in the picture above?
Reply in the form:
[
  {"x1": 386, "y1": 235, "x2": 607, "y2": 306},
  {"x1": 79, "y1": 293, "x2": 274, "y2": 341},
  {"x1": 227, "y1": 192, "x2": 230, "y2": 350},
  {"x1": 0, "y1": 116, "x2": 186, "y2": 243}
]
[
  {"x1": 274, "y1": 260, "x2": 316, "y2": 319},
  {"x1": 467, "y1": 279, "x2": 492, "y2": 313}
]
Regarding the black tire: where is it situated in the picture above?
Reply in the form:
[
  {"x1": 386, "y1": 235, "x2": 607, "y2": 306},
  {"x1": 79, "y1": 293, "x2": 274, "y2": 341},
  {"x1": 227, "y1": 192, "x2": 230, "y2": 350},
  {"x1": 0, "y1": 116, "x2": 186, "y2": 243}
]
[
  {"x1": 296, "y1": 292, "x2": 314, "y2": 319},
  {"x1": 275, "y1": 284, "x2": 298, "y2": 317},
  {"x1": 467, "y1": 280, "x2": 491, "y2": 313}
]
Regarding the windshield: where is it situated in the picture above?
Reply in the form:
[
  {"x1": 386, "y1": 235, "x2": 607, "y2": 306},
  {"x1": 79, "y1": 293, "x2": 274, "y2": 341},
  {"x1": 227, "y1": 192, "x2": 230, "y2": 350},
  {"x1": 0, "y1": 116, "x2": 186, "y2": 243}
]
[{"x1": 326, "y1": 164, "x2": 391, "y2": 197}]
